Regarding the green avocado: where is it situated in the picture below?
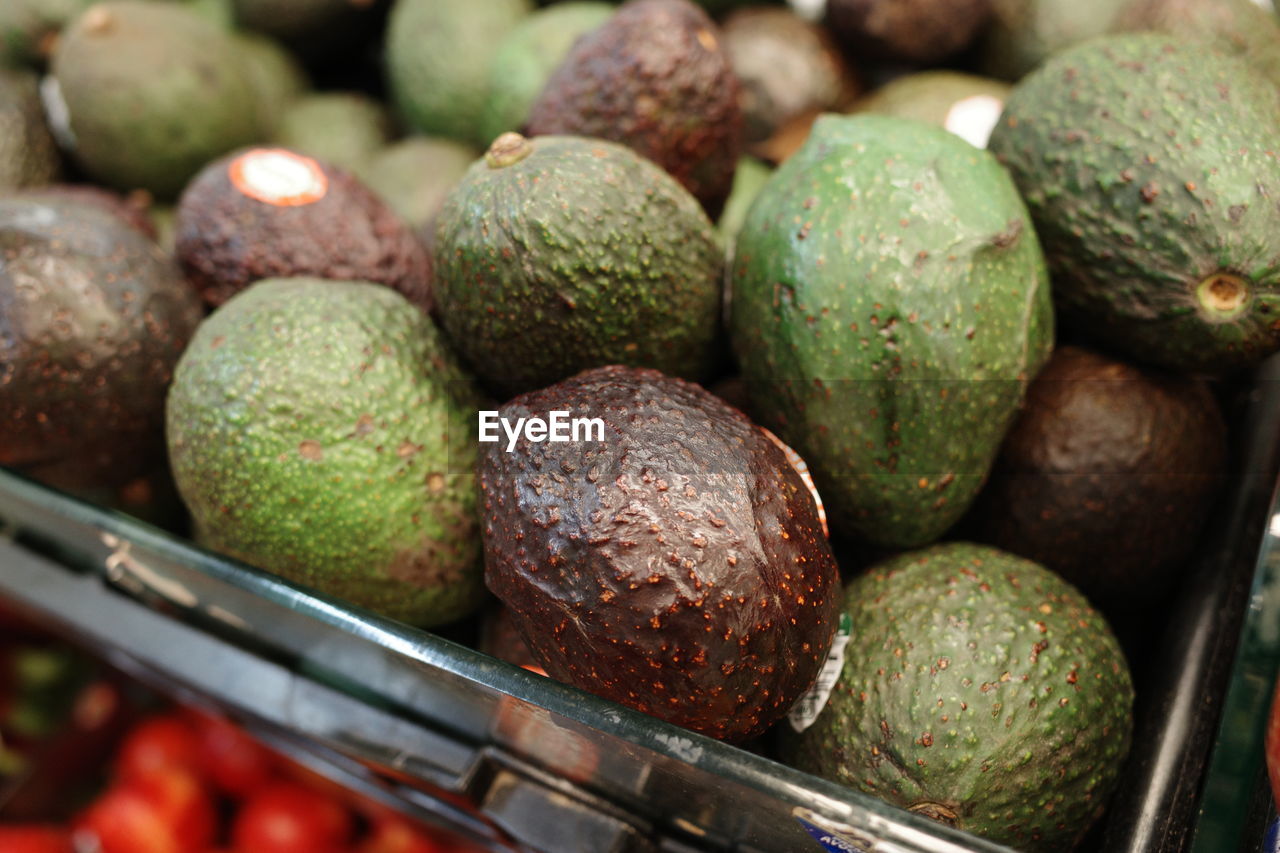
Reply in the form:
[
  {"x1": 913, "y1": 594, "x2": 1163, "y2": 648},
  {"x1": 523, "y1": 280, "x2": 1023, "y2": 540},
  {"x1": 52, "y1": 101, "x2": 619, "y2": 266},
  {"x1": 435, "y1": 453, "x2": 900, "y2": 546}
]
[
  {"x1": 853, "y1": 72, "x2": 1011, "y2": 149},
  {"x1": 778, "y1": 542, "x2": 1134, "y2": 852},
  {"x1": 988, "y1": 34, "x2": 1280, "y2": 373},
  {"x1": 479, "y1": 2, "x2": 612, "y2": 145},
  {"x1": 272, "y1": 93, "x2": 392, "y2": 177},
  {"x1": 434, "y1": 132, "x2": 724, "y2": 399},
  {"x1": 730, "y1": 114, "x2": 1053, "y2": 549},
  {"x1": 0, "y1": 0, "x2": 91, "y2": 68},
  {"x1": 979, "y1": 0, "x2": 1124, "y2": 81},
  {"x1": 386, "y1": 0, "x2": 532, "y2": 147},
  {"x1": 166, "y1": 277, "x2": 486, "y2": 627},
  {"x1": 51, "y1": 1, "x2": 259, "y2": 198},
  {"x1": 232, "y1": 30, "x2": 309, "y2": 138},
  {"x1": 362, "y1": 137, "x2": 477, "y2": 236}
]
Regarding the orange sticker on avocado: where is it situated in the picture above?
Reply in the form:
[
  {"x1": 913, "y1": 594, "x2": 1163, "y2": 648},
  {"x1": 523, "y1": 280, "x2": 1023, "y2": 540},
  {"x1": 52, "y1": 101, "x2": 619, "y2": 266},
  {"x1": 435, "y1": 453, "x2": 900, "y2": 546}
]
[{"x1": 228, "y1": 149, "x2": 328, "y2": 206}]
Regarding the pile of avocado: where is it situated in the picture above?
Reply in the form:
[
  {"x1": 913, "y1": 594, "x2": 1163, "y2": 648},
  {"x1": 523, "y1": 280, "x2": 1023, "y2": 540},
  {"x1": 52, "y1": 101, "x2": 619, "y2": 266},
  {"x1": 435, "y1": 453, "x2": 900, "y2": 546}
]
[{"x1": 1, "y1": 0, "x2": 1276, "y2": 849}]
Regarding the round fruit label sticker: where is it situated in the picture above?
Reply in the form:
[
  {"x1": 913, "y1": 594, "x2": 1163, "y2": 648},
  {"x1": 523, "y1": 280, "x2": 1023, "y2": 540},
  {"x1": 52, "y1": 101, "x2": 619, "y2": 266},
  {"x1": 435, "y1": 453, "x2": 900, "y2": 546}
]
[{"x1": 228, "y1": 149, "x2": 328, "y2": 207}]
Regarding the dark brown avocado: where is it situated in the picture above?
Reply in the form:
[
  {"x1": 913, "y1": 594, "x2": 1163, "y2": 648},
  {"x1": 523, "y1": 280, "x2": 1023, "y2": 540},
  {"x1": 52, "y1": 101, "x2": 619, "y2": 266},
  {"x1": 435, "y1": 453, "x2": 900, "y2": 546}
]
[
  {"x1": 15, "y1": 184, "x2": 157, "y2": 239},
  {"x1": 525, "y1": 0, "x2": 743, "y2": 218},
  {"x1": 969, "y1": 346, "x2": 1226, "y2": 620},
  {"x1": 0, "y1": 197, "x2": 202, "y2": 474},
  {"x1": 479, "y1": 365, "x2": 841, "y2": 742},
  {"x1": 174, "y1": 147, "x2": 433, "y2": 311},
  {"x1": 825, "y1": 0, "x2": 992, "y2": 64}
]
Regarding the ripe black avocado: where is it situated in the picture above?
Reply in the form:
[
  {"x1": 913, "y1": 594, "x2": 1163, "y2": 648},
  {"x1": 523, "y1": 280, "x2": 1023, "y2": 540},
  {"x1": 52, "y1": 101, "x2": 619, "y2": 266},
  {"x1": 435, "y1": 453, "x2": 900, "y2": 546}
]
[{"x1": 479, "y1": 365, "x2": 841, "y2": 742}]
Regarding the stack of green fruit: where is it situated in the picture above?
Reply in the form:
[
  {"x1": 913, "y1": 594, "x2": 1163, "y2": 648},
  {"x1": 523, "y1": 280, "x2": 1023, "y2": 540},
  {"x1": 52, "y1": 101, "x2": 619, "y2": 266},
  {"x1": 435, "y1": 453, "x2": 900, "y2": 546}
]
[{"x1": 2, "y1": 0, "x2": 1279, "y2": 849}]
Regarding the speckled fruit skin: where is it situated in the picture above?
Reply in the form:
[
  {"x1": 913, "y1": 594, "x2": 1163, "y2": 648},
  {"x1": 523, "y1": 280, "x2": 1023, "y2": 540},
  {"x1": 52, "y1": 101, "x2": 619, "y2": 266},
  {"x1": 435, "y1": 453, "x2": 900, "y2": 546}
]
[
  {"x1": 174, "y1": 148, "x2": 433, "y2": 312},
  {"x1": 0, "y1": 198, "x2": 202, "y2": 471},
  {"x1": 730, "y1": 114, "x2": 1053, "y2": 550},
  {"x1": 0, "y1": 70, "x2": 60, "y2": 190},
  {"x1": 434, "y1": 135, "x2": 723, "y2": 399},
  {"x1": 987, "y1": 34, "x2": 1280, "y2": 373},
  {"x1": 970, "y1": 345, "x2": 1226, "y2": 619},
  {"x1": 166, "y1": 278, "x2": 485, "y2": 627},
  {"x1": 479, "y1": 366, "x2": 841, "y2": 742},
  {"x1": 525, "y1": 0, "x2": 743, "y2": 219},
  {"x1": 780, "y1": 543, "x2": 1134, "y2": 852}
]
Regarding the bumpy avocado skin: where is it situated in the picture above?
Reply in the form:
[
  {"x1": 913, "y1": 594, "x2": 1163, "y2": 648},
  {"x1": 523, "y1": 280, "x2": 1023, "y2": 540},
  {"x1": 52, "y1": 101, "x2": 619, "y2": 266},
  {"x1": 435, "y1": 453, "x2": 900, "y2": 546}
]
[
  {"x1": 970, "y1": 345, "x2": 1226, "y2": 619},
  {"x1": 434, "y1": 135, "x2": 723, "y2": 399},
  {"x1": 526, "y1": 0, "x2": 743, "y2": 218},
  {"x1": 480, "y1": 2, "x2": 612, "y2": 145},
  {"x1": 730, "y1": 114, "x2": 1053, "y2": 549},
  {"x1": 988, "y1": 35, "x2": 1280, "y2": 373},
  {"x1": 52, "y1": 2, "x2": 259, "y2": 199},
  {"x1": 166, "y1": 278, "x2": 486, "y2": 627},
  {"x1": 386, "y1": 0, "x2": 532, "y2": 147},
  {"x1": 0, "y1": 198, "x2": 202, "y2": 470},
  {"x1": 174, "y1": 148, "x2": 432, "y2": 311},
  {"x1": 779, "y1": 543, "x2": 1133, "y2": 852},
  {"x1": 0, "y1": 69, "x2": 60, "y2": 188},
  {"x1": 480, "y1": 365, "x2": 841, "y2": 742}
]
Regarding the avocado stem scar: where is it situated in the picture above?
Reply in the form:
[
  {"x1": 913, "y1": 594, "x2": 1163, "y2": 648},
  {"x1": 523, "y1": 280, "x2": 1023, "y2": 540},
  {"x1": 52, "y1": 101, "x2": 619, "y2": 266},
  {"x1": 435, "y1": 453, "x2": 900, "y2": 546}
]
[{"x1": 1196, "y1": 272, "x2": 1250, "y2": 316}]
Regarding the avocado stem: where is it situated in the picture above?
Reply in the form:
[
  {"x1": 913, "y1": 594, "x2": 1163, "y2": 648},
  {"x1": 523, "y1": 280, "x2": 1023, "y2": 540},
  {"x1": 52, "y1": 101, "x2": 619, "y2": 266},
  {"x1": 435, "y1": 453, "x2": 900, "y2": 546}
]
[
  {"x1": 1195, "y1": 272, "x2": 1250, "y2": 316},
  {"x1": 486, "y1": 133, "x2": 534, "y2": 169}
]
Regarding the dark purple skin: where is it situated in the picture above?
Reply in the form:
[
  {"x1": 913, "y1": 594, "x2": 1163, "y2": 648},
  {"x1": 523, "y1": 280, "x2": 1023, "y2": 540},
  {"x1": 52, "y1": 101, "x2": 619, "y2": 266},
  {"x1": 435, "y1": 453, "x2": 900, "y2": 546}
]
[
  {"x1": 174, "y1": 148, "x2": 433, "y2": 312},
  {"x1": 0, "y1": 198, "x2": 202, "y2": 471},
  {"x1": 970, "y1": 345, "x2": 1227, "y2": 618},
  {"x1": 479, "y1": 365, "x2": 841, "y2": 742},
  {"x1": 525, "y1": 0, "x2": 743, "y2": 219}
]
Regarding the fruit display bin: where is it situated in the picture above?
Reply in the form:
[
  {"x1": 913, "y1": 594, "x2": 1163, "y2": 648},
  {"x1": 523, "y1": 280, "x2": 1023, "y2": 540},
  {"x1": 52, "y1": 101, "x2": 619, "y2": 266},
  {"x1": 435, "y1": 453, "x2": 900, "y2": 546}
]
[{"x1": 0, "y1": 354, "x2": 1277, "y2": 853}]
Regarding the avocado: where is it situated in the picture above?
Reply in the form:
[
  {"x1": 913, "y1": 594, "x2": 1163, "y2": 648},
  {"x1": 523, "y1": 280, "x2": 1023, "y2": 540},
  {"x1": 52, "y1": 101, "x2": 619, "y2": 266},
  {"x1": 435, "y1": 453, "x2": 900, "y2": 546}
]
[
  {"x1": 778, "y1": 542, "x2": 1133, "y2": 852},
  {"x1": 479, "y1": 365, "x2": 841, "y2": 742},
  {"x1": 232, "y1": 30, "x2": 309, "y2": 138},
  {"x1": 987, "y1": 34, "x2": 1280, "y2": 373},
  {"x1": 526, "y1": 0, "x2": 743, "y2": 218},
  {"x1": 722, "y1": 7, "x2": 858, "y2": 146},
  {"x1": 166, "y1": 277, "x2": 486, "y2": 627},
  {"x1": 479, "y1": 604, "x2": 541, "y2": 672},
  {"x1": 0, "y1": 197, "x2": 202, "y2": 475},
  {"x1": 1113, "y1": 0, "x2": 1280, "y2": 88},
  {"x1": 824, "y1": 0, "x2": 992, "y2": 64},
  {"x1": 272, "y1": 93, "x2": 393, "y2": 178},
  {"x1": 15, "y1": 184, "x2": 156, "y2": 238},
  {"x1": 434, "y1": 133, "x2": 724, "y2": 399},
  {"x1": 174, "y1": 147, "x2": 432, "y2": 311},
  {"x1": 479, "y1": 2, "x2": 613, "y2": 146},
  {"x1": 0, "y1": 69, "x2": 61, "y2": 189},
  {"x1": 0, "y1": 0, "x2": 91, "y2": 69},
  {"x1": 50, "y1": 2, "x2": 259, "y2": 199},
  {"x1": 968, "y1": 345, "x2": 1226, "y2": 623},
  {"x1": 363, "y1": 137, "x2": 476, "y2": 238},
  {"x1": 853, "y1": 71, "x2": 1011, "y2": 149},
  {"x1": 717, "y1": 155, "x2": 773, "y2": 249},
  {"x1": 979, "y1": 0, "x2": 1124, "y2": 81},
  {"x1": 386, "y1": 0, "x2": 532, "y2": 146},
  {"x1": 730, "y1": 114, "x2": 1053, "y2": 549}
]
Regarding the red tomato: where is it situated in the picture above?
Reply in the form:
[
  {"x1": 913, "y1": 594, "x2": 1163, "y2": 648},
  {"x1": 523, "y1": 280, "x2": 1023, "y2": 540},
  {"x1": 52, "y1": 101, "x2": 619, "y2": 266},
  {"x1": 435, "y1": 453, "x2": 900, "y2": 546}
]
[
  {"x1": 187, "y1": 711, "x2": 277, "y2": 797},
  {"x1": 231, "y1": 781, "x2": 353, "y2": 853},
  {"x1": 0, "y1": 825, "x2": 74, "y2": 853},
  {"x1": 355, "y1": 816, "x2": 452, "y2": 853},
  {"x1": 114, "y1": 714, "x2": 201, "y2": 784},
  {"x1": 128, "y1": 767, "x2": 218, "y2": 850},
  {"x1": 74, "y1": 786, "x2": 181, "y2": 853}
]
